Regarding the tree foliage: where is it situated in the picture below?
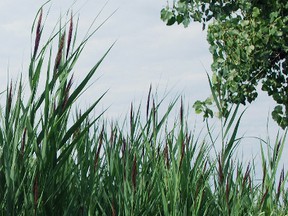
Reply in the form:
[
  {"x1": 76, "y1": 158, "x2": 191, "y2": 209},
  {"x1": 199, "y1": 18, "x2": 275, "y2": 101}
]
[{"x1": 161, "y1": 1, "x2": 288, "y2": 128}]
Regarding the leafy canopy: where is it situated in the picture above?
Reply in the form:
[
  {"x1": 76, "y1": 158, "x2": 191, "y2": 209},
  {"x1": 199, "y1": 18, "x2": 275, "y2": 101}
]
[{"x1": 161, "y1": 1, "x2": 288, "y2": 128}]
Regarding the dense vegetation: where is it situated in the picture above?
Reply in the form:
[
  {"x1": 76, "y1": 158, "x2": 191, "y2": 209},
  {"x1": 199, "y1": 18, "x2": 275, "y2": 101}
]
[
  {"x1": 0, "y1": 4, "x2": 287, "y2": 215},
  {"x1": 161, "y1": 0, "x2": 288, "y2": 128}
]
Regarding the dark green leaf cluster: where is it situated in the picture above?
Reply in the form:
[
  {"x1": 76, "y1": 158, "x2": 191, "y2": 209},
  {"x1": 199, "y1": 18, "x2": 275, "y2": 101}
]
[{"x1": 162, "y1": 1, "x2": 288, "y2": 128}]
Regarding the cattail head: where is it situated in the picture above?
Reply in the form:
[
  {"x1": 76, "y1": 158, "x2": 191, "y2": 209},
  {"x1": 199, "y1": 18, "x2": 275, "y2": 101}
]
[
  {"x1": 33, "y1": 8, "x2": 43, "y2": 59},
  {"x1": 152, "y1": 99, "x2": 156, "y2": 123},
  {"x1": 54, "y1": 32, "x2": 66, "y2": 74},
  {"x1": 179, "y1": 141, "x2": 185, "y2": 170},
  {"x1": 122, "y1": 138, "x2": 126, "y2": 157},
  {"x1": 218, "y1": 156, "x2": 224, "y2": 185},
  {"x1": 180, "y1": 97, "x2": 183, "y2": 126},
  {"x1": 185, "y1": 133, "x2": 191, "y2": 149},
  {"x1": 225, "y1": 178, "x2": 230, "y2": 205},
  {"x1": 146, "y1": 84, "x2": 152, "y2": 120},
  {"x1": 67, "y1": 72, "x2": 74, "y2": 90},
  {"x1": 260, "y1": 188, "x2": 269, "y2": 207},
  {"x1": 242, "y1": 162, "x2": 251, "y2": 189},
  {"x1": 7, "y1": 80, "x2": 13, "y2": 115},
  {"x1": 130, "y1": 103, "x2": 133, "y2": 134},
  {"x1": 262, "y1": 161, "x2": 266, "y2": 190},
  {"x1": 62, "y1": 74, "x2": 73, "y2": 110},
  {"x1": 274, "y1": 139, "x2": 282, "y2": 162},
  {"x1": 66, "y1": 12, "x2": 73, "y2": 59},
  {"x1": 277, "y1": 167, "x2": 285, "y2": 200},
  {"x1": 72, "y1": 109, "x2": 82, "y2": 138},
  {"x1": 202, "y1": 160, "x2": 208, "y2": 174}
]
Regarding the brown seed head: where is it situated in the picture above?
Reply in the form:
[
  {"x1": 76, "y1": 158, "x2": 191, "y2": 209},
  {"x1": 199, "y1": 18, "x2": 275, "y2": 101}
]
[
  {"x1": 62, "y1": 74, "x2": 73, "y2": 110},
  {"x1": 275, "y1": 139, "x2": 282, "y2": 160},
  {"x1": 260, "y1": 188, "x2": 269, "y2": 207},
  {"x1": 218, "y1": 156, "x2": 224, "y2": 185},
  {"x1": 109, "y1": 123, "x2": 115, "y2": 144},
  {"x1": 225, "y1": 178, "x2": 230, "y2": 205},
  {"x1": 179, "y1": 141, "x2": 185, "y2": 170},
  {"x1": 130, "y1": 103, "x2": 133, "y2": 133},
  {"x1": 262, "y1": 162, "x2": 266, "y2": 190},
  {"x1": 242, "y1": 162, "x2": 251, "y2": 188},
  {"x1": 66, "y1": 12, "x2": 73, "y2": 59},
  {"x1": 146, "y1": 84, "x2": 152, "y2": 119},
  {"x1": 152, "y1": 99, "x2": 156, "y2": 122},
  {"x1": 7, "y1": 80, "x2": 13, "y2": 114},
  {"x1": 122, "y1": 138, "x2": 126, "y2": 157},
  {"x1": 202, "y1": 160, "x2": 208, "y2": 174},
  {"x1": 54, "y1": 33, "x2": 66, "y2": 73},
  {"x1": 180, "y1": 97, "x2": 183, "y2": 125},
  {"x1": 33, "y1": 8, "x2": 43, "y2": 59},
  {"x1": 277, "y1": 167, "x2": 285, "y2": 200}
]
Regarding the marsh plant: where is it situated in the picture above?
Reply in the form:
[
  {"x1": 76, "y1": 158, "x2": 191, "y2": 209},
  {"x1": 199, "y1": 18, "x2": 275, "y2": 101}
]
[{"x1": 0, "y1": 4, "x2": 287, "y2": 216}]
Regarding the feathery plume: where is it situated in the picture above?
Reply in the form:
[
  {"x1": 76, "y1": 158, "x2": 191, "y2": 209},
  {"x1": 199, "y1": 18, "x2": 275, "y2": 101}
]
[
  {"x1": 7, "y1": 80, "x2": 13, "y2": 115},
  {"x1": 146, "y1": 84, "x2": 152, "y2": 120},
  {"x1": 54, "y1": 33, "x2": 66, "y2": 73},
  {"x1": 62, "y1": 74, "x2": 73, "y2": 110},
  {"x1": 66, "y1": 12, "x2": 73, "y2": 59},
  {"x1": 260, "y1": 188, "x2": 269, "y2": 207},
  {"x1": 242, "y1": 162, "x2": 251, "y2": 189},
  {"x1": 33, "y1": 8, "x2": 43, "y2": 59},
  {"x1": 218, "y1": 156, "x2": 224, "y2": 185},
  {"x1": 180, "y1": 97, "x2": 183, "y2": 126},
  {"x1": 277, "y1": 167, "x2": 285, "y2": 200},
  {"x1": 179, "y1": 141, "x2": 185, "y2": 170}
]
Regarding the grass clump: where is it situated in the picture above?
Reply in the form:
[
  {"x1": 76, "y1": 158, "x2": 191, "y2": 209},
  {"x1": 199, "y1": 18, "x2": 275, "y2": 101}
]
[{"x1": 0, "y1": 4, "x2": 287, "y2": 216}]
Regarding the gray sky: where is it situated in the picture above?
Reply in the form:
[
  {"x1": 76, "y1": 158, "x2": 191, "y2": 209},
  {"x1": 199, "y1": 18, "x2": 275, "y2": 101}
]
[
  {"x1": 0, "y1": 0, "x2": 286, "y2": 169},
  {"x1": 0, "y1": 0, "x2": 214, "y2": 123}
]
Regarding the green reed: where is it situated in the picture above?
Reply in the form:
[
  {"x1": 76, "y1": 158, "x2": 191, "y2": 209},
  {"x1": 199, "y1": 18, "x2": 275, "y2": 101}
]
[{"x1": 0, "y1": 4, "x2": 287, "y2": 215}]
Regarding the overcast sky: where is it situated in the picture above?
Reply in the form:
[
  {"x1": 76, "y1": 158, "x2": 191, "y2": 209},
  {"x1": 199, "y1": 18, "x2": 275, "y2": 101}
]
[
  {"x1": 0, "y1": 0, "x2": 211, "y2": 115},
  {"x1": 0, "y1": 0, "x2": 286, "y2": 168}
]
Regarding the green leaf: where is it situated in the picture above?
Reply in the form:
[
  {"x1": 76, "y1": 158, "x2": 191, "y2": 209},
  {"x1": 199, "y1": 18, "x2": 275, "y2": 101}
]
[{"x1": 160, "y1": 8, "x2": 174, "y2": 22}]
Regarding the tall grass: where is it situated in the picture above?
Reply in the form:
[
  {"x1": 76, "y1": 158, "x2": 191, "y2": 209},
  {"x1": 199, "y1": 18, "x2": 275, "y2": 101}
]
[{"x1": 0, "y1": 5, "x2": 287, "y2": 215}]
